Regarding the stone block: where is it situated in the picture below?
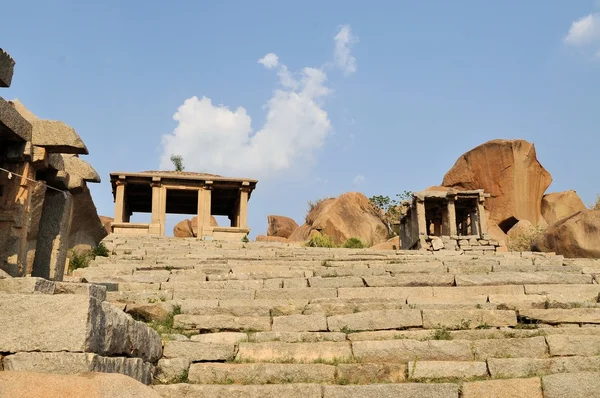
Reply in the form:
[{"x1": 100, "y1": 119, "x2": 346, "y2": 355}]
[
  {"x1": 338, "y1": 286, "x2": 433, "y2": 299},
  {"x1": 323, "y1": 384, "x2": 459, "y2": 398},
  {"x1": 0, "y1": 277, "x2": 55, "y2": 294},
  {"x1": 542, "y1": 371, "x2": 600, "y2": 398},
  {"x1": 308, "y1": 276, "x2": 364, "y2": 288},
  {"x1": 173, "y1": 314, "x2": 271, "y2": 332},
  {"x1": 0, "y1": 49, "x2": 15, "y2": 87},
  {"x1": 519, "y1": 309, "x2": 600, "y2": 324},
  {"x1": 283, "y1": 278, "x2": 308, "y2": 288},
  {"x1": 433, "y1": 285, "x2": 524, "y2": 297},
  {"x1": 188, "y1": 363, "x2": 336, "y2": 384},
  {"x1": 462, "y1": 377, "x2": 543, "y2": 398},
  {"x1": 162, "y1": 279, "x2": 262, "y2": 290},
  {"x1": 0, "y1": 97, "x2": 32, "y2": 141},
  {"x1": 162, "y1": 341, "x2": 235, "y2": 362},
  {"x1": 364, "y1": 274, "x2": 454, "y2": 287},
  {"x1": 255, "y1": 288, "x2": 337, "y2": 300},
  {"x1": 155, "y1": 357, "x2": 191, "y2": 384},
  {"x1": 336, "y1": 363, "x2": 406, "y2": 384},
  {"x1": 455, "y1": 272, "x2": 592, "y2": 286},
  {"x1": 408, "y1": 360, "x2": 488, "y2": 380},
  {"x1": 236, "y1": 341, "x2": 352, "y2": 363},
  {"x1": 546, "y1": 335, "x2": 600, "y2": 356},
  {"x1": 53, "y1": 282, "x2": 106, "y2": 301},
  {"x1": 272, "y1": 314, "x2": 328, "y2": 332},
  {"x1": 352, "y1": 339, "x2": 473, "y2": 362},
  {"x1": 249, "y1": 331, "x2": 346, "y2": 343},
  {"x1": 190, "y1": 332, "x2": 248, "y2": 344},
  {"x1": 153, "y1": 384, "x2": 323, "y2": 398},
  {"x1": 173, "y1": 289, "x2": 254, "y2": 300},
  {"x1": 422, "y1": 309, "x2": 517, "y2": 329},
  {"x1": 327, "y1": 309, "x2": 423, "y2": 332},
  {"x1": 304, "y1": 298, "x2": 406, "y2": 316},
  {"x1": 472, "y1": 336, "x2": 548, "y2": 360},
  {"x1": 487, "y1": 356, "x2": 600, "y2": 378},
  {"x1": 0, "y1": 294, "x2": 161, "y2": 362}
]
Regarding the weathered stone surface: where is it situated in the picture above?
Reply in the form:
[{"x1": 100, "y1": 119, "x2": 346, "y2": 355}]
[
  {"x1": 542, "y1": 190, "x2": 587, "y2": 225},
  {"x1": 370, "y1": 236, "x2": 400, "y2": 250},
  {"x1": 173, "y1": 289, "x2": 253, "y2": 300},
  {"x1": 27, "y1": 118, "x2": 88, "y2": 154},
  {"x1": 267, "y1": 215, "x2": 299, "y2": 238},
  {"x1": 524, "y1": 284, "x2": 600, "y2": 301},
  {"x1": 236, "y1": 342, "x2": 352, "y2": 363},
  {"x1": 126, "y1": 302, "x2": 173, "y2": 323},
  {"x1": 507, "y1": 219, "x2": 536, "y2": 240},
  {"x1": 455, "y1": 272, "x2": 591, "y2": 286},
  {"x1": 272, "y1": 314, "x2": 327, "y2": 332},
  {"x1": 338, "y1": 286, "x2": 432, "y2": 299},
  {"x1": 304, "y1": 298, "x2": 406, "y2": 316},
  {"x1": 442, "y1": 139, "x2": 551, "y2": 228},
  {"x1": 53, "y1": 282, "x2": 106, "y2": 301},
  {"x1": 433, "y1": 285, "x2": 524, "y2": 297},
  {"x1": 308, "y1": 276, "x2": 364, "y2": 288},
  {"x1": 190, "y1": 332, "x2": 248, "y2": 344},
  {"x1": 0, "y1": 48, "x2": 15, "y2": 87},
  {"x1": 323, "y1": 384, "x2": 459, "y2": 398},
  {"x1": 255, "y1": 235, "x2": 289, "y2": 243},
  {"x1": 519, "y1": 308, "x2": 600, "y2": 324},
  {"x1": 422, "y1": 309, "x2": 517, "y2": 329},
  {"x1": 249, "y1": 331, "x2": 346, "y2": 343},
  {"x1": 162, "y1": 341, "x2": 235, "y2": 362},
  {"x1": 327, "y1": 309, "x2": 422, "y2": 332},
  {"x1": 174, "y1": 314, "x2": 271, "y2": 332},
  {"x1": 3, "y1": 352, "x2": 153, "y2": 385},
  {"x1": 546, "y1": 335, "x2": 600, "y2": 356},
  {"x1": 336, "y1": 363, "x2": 406, "y2": 383},
  {"x1": 0, "y1": 277, "x2": 55, "y2": 294},
  {"x1": 174, "y1": 216, "x2": 218, "y2": 238},
  {"x1": 0, "y1": 295, "x2": 161, "y2": 362},
  {"x1": 188, "y1": 363, "x2": 336, "y2": 384},
  {"x1": 352, "y1": 339, "x2": 473, "y2": 362},
  {"x1": 0, "y1": 98, "x2": 32, "y2": 141},
  {"x1": 534, "y1": 210, "x2": 600, "y2": 258},
  {"x1": 542, "y1": 371, "x2": 600, "y2": 398},
  {"x1": 0, "y1": 371, "x2": 162, "y2": 398},
  {"x1": 408, "y1": 360, "x2": 487, "y2": 380},
  {"x1": 153, "y1": 384, "x2": 323, "y2": 398},
  {"x1": 462, "y1": 377, "x2": 543, "y2": 398},
  {"x1": 289, "y1": 192, "x2": 388, "y2": 246},
  {"x1": 364, "y1": 274, "x2": 454, "y2": 287},
  {"x1": 472, "y1": 336, "x2": 548, "y2": 360},
  {"x1": 255, "y1": 288, "x2": 337, "y2": 300},
  {"x1": 488, "y1": 356, "x2": 600, "y2": 378},
  {"x1": 155, "y1": 358, "x2": 191, "y2": 383}
]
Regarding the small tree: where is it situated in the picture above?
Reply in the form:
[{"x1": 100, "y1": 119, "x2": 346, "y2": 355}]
[
  {"x1": 369, "y1": 191, "x2": 412, "y2": 236},
  {"x1": 170, "y1": 155, "x2": 185, "y2": 172}
]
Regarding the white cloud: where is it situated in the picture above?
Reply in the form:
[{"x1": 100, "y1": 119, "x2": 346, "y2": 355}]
[
  {"x1": 160, "y1": 27, "x2": 357, "y2": 178},
  {"x1": 564, "y1": 13, "x2": 600, "y2": 46},
  {"x1": 334, "y1": 25, "x2": 358, "y2": 75},
  {"x1": 258, "y1": 52, "x2": 279, "y2": 69},
  {"x1": 353, "y1": 174, "x2": 366, "y2": 185}
]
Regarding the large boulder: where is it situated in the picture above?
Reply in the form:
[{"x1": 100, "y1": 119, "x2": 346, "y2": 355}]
[
  {"x1": 0, "y1": 371, "x2": 161, "y2": 398},
  {"x1": 68, "y1": 187, "x2": 109, "y2": 253},
  {"x1": 442, "y1": 139, "x2": 552, "y2": 232},
  {"x1": 289, "y1": 192, "x2": 388, "y2": 246},
  {"x1": 371, "y1": 236, "x2": 400, "y2": 250},
  {"x1": 255, "y1": 235, "x2": 289, "y2": 243},
  {"x1": 541, "y1": 190, "x2": 586, "y2": 225},
  {"x1": 533, "y1": 210, "x2": 600, "y2": 258},
  {"x1": 173, "y1": 216, "x2": 218, "y2": 238},
  {"x1": 267, "y1": 215, "x2": 299, "y2": 238}
]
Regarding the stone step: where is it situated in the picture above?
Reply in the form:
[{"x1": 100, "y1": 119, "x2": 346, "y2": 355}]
[
  {"x1": 488, "y1": 356, "x2": 600, "y2": 379},
  {"x1": 153, "y1": 383, "x2": 324, "y2": 398},
  {"x1": 455, "y1": 272, "x2": 593, "y2": 286},
  {"x1": 236, "y1": 341, "x2": 353, "y2": 363},
  {"x1": 188, "y1": 363, "x2": 336, "y2": 384},
  {"x1": 174, "y1": 314, "x2": 272, "y2": 332},
  {"x1": 408, "y1": 360, "x2": 488, "y2": 381},
  {"x1": 2, "y1": 351, "x2": 153, "y2": 384}
]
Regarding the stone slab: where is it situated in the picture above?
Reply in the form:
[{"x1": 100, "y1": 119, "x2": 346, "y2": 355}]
[
  {"x1": 188, "y1": 362, "x2": 336, "y2": 384},
  {"x1": 272, "y1": 314, "x2": 328, "y2": 332},
  {"x1": 408, "y1": 360, "x2": 488, "y2": 380},
  {"x1": 488, "y1": 356, "x2": 600, "y2": 378},
  {"x1": 352, "y1": 339, "x2": 473, "y2": 362},
  {"x1": 519, "y1": 309, "x2": 600, "y2": 324},
  {"x1": 0, "y1": 277, "x2": 55, "y2": 294},
  {"x1": 322, "y1": 383, "x2": 459, "y2": 398},
  {"x1": 153, "y1": 384, "x2": 323, "y2": 398},
  {"x1": 173, "y1": 314, "x2": 271, "y2": 332},
  {"x1": 455, "y1": 273, "x2": 592, "y2": 286},
  {"x1": 546, "y1": 335, "x2": 600, "y2": 356},
  {"x1": 542, "y1": 371, "x2": 600, "y2": 398},
  {"x1": 327, "y1": 309, "x2": 422, "y2": 332},
  {"x1": 236, "y1": 341, "x2": 352, "y2": 363},
  {"x1": 433, "y1": 285, "x2": 524, "y2": 297},
  {"x1": 254, "y1": 288, "x2": 337, "y2": 300},
  {"x1": 308, "y1": 276, "x2": 364, "y2": 288},
  {"x1": 0, "y1": 97, "x2": 32, "y2": 141},
  {"x1": 189, "y1": 332, "x2": 248, "y2": 344},
  {"x1": 472, "y1": 336, "x2": 548, "y2": 360},
  {"x1": 249, "y1": 331, "x2": 346, "y2": 343},
  {"x1": 336, "y1": 363, "x2": 406, "y2": 383},
  {"x1": 162, "y1": 341, "x2": 235, "y2": 362},
  {"x1": 338, "y1": 286, "x2": 432, "y2": 299},
  {"x1": 462, "y1": 377, "x2": 543, "y2": 398},
  {"x1": 422, "y1": 309, "x2": 517, "y2": 329}
]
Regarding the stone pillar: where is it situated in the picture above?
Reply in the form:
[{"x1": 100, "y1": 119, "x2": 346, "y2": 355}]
[
  {"x1": 149, "y1": 179, "x2": 162, "y2": 234},
  {"x1": 158, "y1": 186, "x2": 167, "y2": 236},
  {"x1": 32, "y1": 190, "x2": 73, "y2": 281},
  {"x1": 470, "y1": 210, "x2": 479, "y2": 236},
  {"x1": 197, "y1": 186, "x2": 212, "y2": 238},
  {"x1": 478, "y1": 201, "x2": 487, "y2": 237},
  {"x1": 447, "y1": 198, "x2": 457, "y2": 236},
  {"x1": 238, "y1": 188, "x2": 249, "y2": 229},
  {"x1": 113, "y1": 180, "x2": 126, "y2": 223},
  {"x1": 416, "y1": 200, "x2": 427, "y2": 237}
]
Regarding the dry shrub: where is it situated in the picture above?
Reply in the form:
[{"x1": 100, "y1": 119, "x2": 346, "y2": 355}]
[{"x1": 508, "y1": 226, "x2": 546, "y2": 252}]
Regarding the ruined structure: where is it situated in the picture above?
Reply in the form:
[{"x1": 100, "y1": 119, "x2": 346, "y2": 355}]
[
  {"x1": 0, "y1": 47, "x2": 105, "y2": 280},
  {"x1": 110, "y1": 171, "x2": 257, "y2": 240},
  {"x1": 400, "y1": 188, "x2": 503, "y2": 251}
]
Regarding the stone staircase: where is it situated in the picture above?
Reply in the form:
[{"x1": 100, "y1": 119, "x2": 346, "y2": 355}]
[{"x1": 74, "y1": 234, "x2": 600, "y2": 397}]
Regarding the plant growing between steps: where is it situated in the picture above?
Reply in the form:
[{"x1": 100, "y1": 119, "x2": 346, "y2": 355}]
[{"x1": 68, "y1": 242, "x2": 110, "y2": 271}]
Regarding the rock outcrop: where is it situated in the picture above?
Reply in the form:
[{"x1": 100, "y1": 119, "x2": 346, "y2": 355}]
[
  {"x1": 173, "y1": 216, "x2": 218, "y2": 238},
  {"x1": 507, "y1": 220, "x2": 536, "y2": 240},
  {"x1": 255, "y1": 235, "x2": 289, "y2": 243},
  {"x1": 267, "y1": 215, "x2": 299, "y2": 238},
  {"x1": 371, "y1": 236, "x2": 400, "y2": 250},
  {"x1": 442, "y1": 139, "x2": 552, "y2": 232},
  {"x1": 533, "y1": 210, "x2": 600, "y2": 258},
  {"x1": 541, "y1": 190, "x2": 586, "y2": 226},
  {"x1": 288, "y1": 192, "x2": 388, "y2": 246}
]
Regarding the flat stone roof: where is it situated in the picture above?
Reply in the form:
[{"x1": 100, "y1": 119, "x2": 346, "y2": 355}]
[{"x1": 110, "y1": 171, "x2": 258, "y2": 184}]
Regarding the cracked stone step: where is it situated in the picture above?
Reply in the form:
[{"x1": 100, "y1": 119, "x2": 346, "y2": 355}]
[
  {"x1": 421, "y1": 309, "x2": 517, "y2": 329},
  {"x1": 174, "y1": 314, "x2": 272, "y2": 332},
  {"x1": 407, "y1": 360, "x2": 488, "y2": 380},
  {"x1": 455, "y1": 272, "x2": 592, "y2": 286},
  {"x1": 487, "y1": 356, "x2": 600, "y2": 378},
  {"x1": 188, "y1": 363, "x2": 336, "y2": 384},
  {"x1": 322, "y1": 383, "x2": 459, "y2": 398},
  {"x1": 327, "y1": 309, "x2": 422, "y2": 332},
  {"x1": 519, "y1": 308, "x2": 600, "y2": 324},
  {"x1": 162, "y1": 341, "x2": 235, "y2": 362},
  {"x1": 153, "y1": 383, "x2": 323, "y2": 398},
  {"x1": 363, "y1": 274, "x2": 455, "y2": 287},
  {"x1": 235, "y1": 341, "x2": 353, "y2": 363}
]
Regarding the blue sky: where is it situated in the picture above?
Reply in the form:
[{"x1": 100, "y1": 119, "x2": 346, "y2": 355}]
[{"x1": 3, "y1": 1, "x2": 600, "y2": 237}]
